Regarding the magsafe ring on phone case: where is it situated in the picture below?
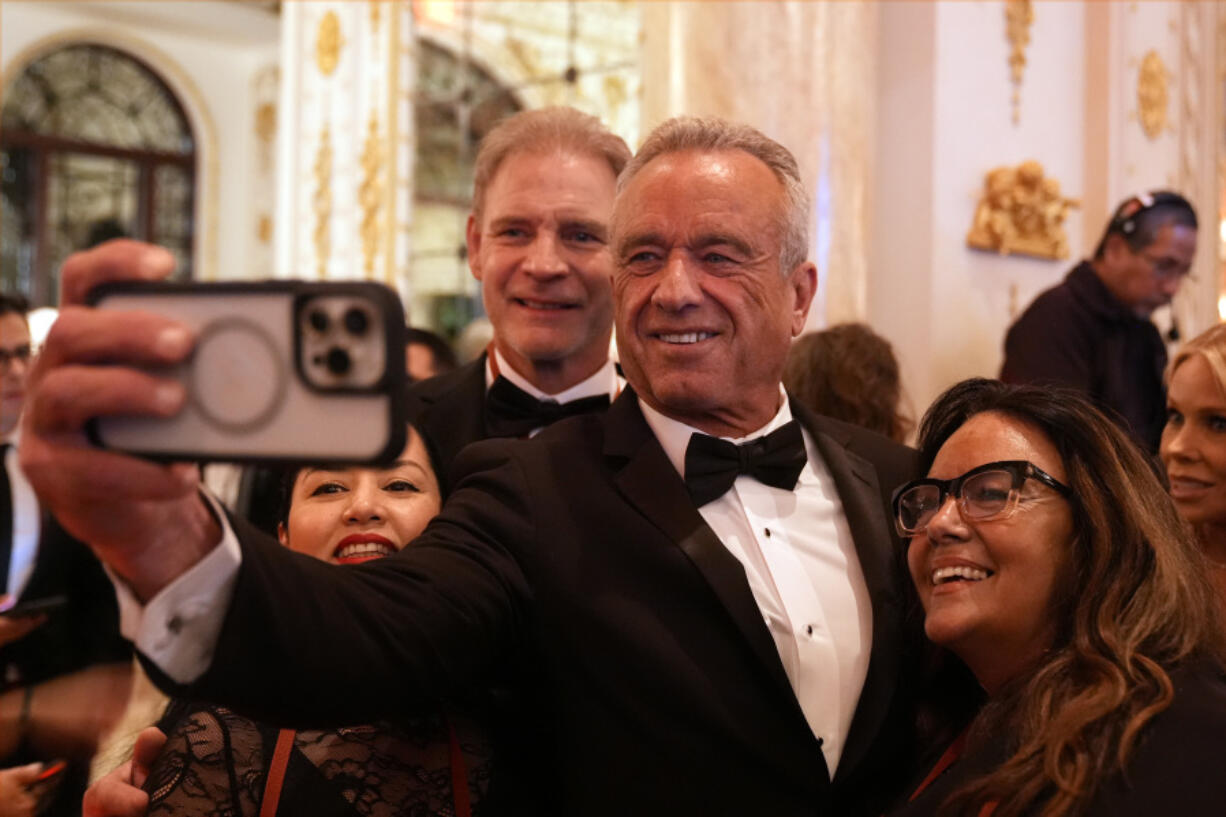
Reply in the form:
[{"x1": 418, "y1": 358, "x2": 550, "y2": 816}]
[{"x1": 188, "y1": 317, "x2": 288, "y2": 433}]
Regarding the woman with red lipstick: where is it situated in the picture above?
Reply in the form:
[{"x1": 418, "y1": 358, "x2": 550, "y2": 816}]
[
  {"x1": 887, "y1": 379, "x2": 1226, "y2": 817},
  {"x1": 85, "y1": 425, "x2": 490, "y2": 817},
  {"x1": 1161, "y1": 323, "x2": 1226, "y2": 605}
]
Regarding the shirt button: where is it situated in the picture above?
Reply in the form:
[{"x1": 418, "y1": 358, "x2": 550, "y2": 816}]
[
  {"x1": 764, "y1": 528, "x2": 772, "y2": 538},
  {"x1": 167, "y1": 615, "x2": 184, "y2": 635},
  {"x1": 805, "y1": 624, "x2": 814, "y2": 636}
]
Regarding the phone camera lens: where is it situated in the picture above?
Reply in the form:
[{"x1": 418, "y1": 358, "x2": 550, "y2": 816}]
[
  {"x1": 325, "y1": 346, "x2": 351, "y2": 376},
  {"x1": 308, "y1": 310, "x2": 330, "y2": 333},
  {"x1": 343, "y1": 307, "x2": 369, "y2": 336}
]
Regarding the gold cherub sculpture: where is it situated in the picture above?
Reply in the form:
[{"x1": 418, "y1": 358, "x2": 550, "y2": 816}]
[{"x1": 967, "y1": 159, "x2": 1080, "y2": 260}]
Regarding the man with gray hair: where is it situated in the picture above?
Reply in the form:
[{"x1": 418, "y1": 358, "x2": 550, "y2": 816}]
[{"x1": 23, "y1": 116, "x2": 916, "y2": 815}]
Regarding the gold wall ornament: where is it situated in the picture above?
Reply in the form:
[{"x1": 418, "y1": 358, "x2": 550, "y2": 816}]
[
  {"x1": 1137, "y1": 50, "x2": 1170, "y2": 140},
  {"x1": 315, "y1": 11, "x2": 343, "y2": 77},
  {"x1": 257, "y1": 213, "x2": 272, "y2": 244},
  {"x1": 313, "y1": 125, "x2": 333, "y2": 278},
  {"x1": 966, "y1": 160, "x2": 1081, "y2": 261},
  {"x1": 1005, "y1": 0, "x2": 1033, "y2": 124},
  {"x1": 359, "y1": 111, "x2": 384, "y2": 277},
  {"x1": 254, "y1": 102, "x2": 277, "y2": 144},
  {"x1": 603, "y1": 75, "x2": 628, "y2": 115}
]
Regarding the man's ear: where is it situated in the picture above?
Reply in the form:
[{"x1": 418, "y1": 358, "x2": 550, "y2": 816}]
[
  {"x1": 465, "y1": 213, "x2": 483, "y2": 281},
  {"x1": 790, "y1": 262, "x2": 818, "y2": 336},
  {"x1": 277, "y1": 522, "x2": 289, "y2": 549},
  {"x1": 1102, "y1": 233, "x2": 1132, "y2": 265}
]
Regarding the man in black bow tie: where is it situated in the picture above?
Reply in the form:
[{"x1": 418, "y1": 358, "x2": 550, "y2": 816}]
[
  {"x1": 405, "y1": 107, "x2": 630, "y2": 492},
  {"x1": 24, "y1": 117, "x2": 918, "y2": 816}
]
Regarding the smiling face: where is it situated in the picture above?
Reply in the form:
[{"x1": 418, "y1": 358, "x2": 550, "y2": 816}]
[
  {"x1": 612, "y1": 149, "x2": 816, "y2": 437},
  {"x1": 279, "y1": 427, "x2": 441, "y2": 565},
  {"x1": 906, "y1": 411, "x2": 1075, "y2": 693},
  {"x1": 466, "y1": 149, "x2": 617, "y2": 394},
  {"x1": 1161, "y1": 354, "x2": 1226, "y2": 535}
]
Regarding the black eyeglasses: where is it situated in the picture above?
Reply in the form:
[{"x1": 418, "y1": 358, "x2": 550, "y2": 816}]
[
  {"x1": 1135, "y1": 249, "x2": 1194, "y2": 283},
  {"x1": 0, "y1": 344, "x2": 31, "y2": 370},
  {"x1": 891, "y1": 460, "x2": 1072, "y2": 537}
]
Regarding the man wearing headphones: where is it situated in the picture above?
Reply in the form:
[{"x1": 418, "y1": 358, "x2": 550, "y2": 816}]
[{"x1": 1001, "y1": 191, "x2": 1198, "y2": 452}]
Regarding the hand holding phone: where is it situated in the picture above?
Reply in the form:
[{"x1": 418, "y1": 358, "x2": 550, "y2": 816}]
[
  {"x1": 0, "y1": 762, "x2": 47, "y2": 817},
  {"x1": 0, "y1": 595, "x2": 56, "y2": 649},
  {"x1": 22, "y1": 240, "x2": 240, "y2": 600},
  {"x1": 27, "y1": 761, "x2": 67, "y2": 816}
]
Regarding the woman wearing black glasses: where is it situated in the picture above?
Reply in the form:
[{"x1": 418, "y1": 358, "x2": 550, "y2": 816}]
[{"x1": 887, "y1": 378, "x2": 1226, "y2": 817}]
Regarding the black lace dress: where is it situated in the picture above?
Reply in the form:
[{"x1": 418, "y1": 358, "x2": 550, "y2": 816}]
[{"x1": 143, "y1": 699, "x2": 491, "y2": 817}]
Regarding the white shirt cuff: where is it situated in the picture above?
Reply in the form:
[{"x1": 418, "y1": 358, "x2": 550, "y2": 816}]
[{"x1": 108, "y1": 492, "x2": 242, "y2": 684}]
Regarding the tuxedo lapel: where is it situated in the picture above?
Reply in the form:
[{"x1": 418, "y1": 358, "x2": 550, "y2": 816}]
[
  {"x1": 795, "y1": 403, "x2": 906, "y2": 783},
  {"x1": 407, "y1": 356, "x2": 489, "y2": 493},
  {"x1": 604, "y1": 392, "x2": 797, "y2": 702}
]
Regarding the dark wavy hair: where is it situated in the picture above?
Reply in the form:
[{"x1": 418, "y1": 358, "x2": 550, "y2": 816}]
[
  {"x1": 783, "y1": 324, "x2": 912, "y2": 442},
  {"x1": 912, "y1": 378, "x2": 1225, "y2": 817}
]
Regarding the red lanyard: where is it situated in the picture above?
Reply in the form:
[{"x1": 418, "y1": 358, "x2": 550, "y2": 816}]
[
  {"x1": 907, "y1": 727, "x2": 969, "y2": 802},
  {"x1": 904, "y1": 726, "x2": 997, "y2": 817}
]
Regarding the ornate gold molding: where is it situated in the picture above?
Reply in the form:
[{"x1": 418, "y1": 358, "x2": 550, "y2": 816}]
[
  {"x1": 316, "y1": 10, "x2": 343, "y2": 76},
  {"x1": 967, "y1": 160, "x2": 1080, "y2": 260},
  {"x1": 254, "y1": 102, "x2": 277, "y2": 144},
  {"x1": 359, "y1": 111, "x2": 384, "y2": 278},
  {"x1": 383, "y1": 4, "x2": 403, "y2": 290},
  {"x1": 1005, "y1": 0, "x2": 1033, "y2": 124},
  {"x1": 313, "y1": 125, "x2": 333, "y2": 278},
  {"x1": 1137, "y1": 50, "x2": 1170, "y2": 140}
]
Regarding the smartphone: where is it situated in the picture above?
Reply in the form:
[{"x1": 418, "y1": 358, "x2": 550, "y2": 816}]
[
  {"x1": 0, "y1": 595, "x2": 67, "y2": 618},
  {"x1": 87, "y1": 280, "x2": 408, "y2": 465}
]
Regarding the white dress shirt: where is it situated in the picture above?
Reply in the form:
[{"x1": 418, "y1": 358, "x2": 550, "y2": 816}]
[
  {"x1": 4, "y1": 432, "x2": 41, "y2": 601},
  {"x1": 638, "y1": 395, "x2": 872, "y2": 775}
]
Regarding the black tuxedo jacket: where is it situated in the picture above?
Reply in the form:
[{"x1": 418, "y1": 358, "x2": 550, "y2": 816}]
[
  {"x1": 190, "y1": 390, "x2": 920, "y2": 816},
  {"x1": 404, "y1": 356, "x2": 491, "y2": 494}
]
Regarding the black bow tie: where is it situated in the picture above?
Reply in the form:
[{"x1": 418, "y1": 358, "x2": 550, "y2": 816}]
[
  {"x1": 684, "y1": 421, "x2": 807, "y2": 507},
  {"x1": 484, "y1": 377, "x2": 611, "y2": 438}
]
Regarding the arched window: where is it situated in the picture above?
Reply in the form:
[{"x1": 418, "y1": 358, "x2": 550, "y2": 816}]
[{"x1": 0, "y1": 44, "x2": 196, "y2": 305}]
